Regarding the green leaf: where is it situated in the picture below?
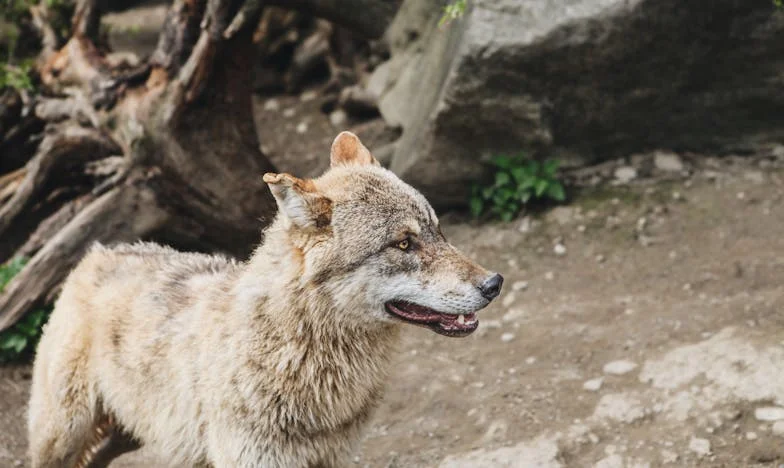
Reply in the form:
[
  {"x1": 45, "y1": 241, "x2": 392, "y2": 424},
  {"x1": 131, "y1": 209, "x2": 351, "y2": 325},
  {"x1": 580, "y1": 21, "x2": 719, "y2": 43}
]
[
  {"x1": 481, "y1": 187, "x2": 494, "y2": 200},
  {"x1": 510, "y1": 167, "x2": 527, "y2": 184},
  {"x1": 500, "y1": 210, "x2": 514, "y2": 222},
  {"x1": 543, "y1": 159, "x2": 560, "y2": 177},
  {"x1": 535, "y1": 179, "x2": 549, "y2": 197},
  {"x1": 491, "y1": 155, "x2": 512, "y2": 169},
  {"x1": 546, "y1": 183, "x2": 566, "y2": 201},
  {"x1": 494, "y1": 172, "x2": 511, "y2": 187},
  {"x1": 520, "y1": 191, "x2": 532, "y2": 204},
  {"x1": 469, "y1": 197, "x2": 483, "y2": 218},
  {"x1": 0, "y1": 333, "x2": 27, "y2": 353},
  {"x1": 516, "y1": 178, "x2": 534, "y2": 191}
]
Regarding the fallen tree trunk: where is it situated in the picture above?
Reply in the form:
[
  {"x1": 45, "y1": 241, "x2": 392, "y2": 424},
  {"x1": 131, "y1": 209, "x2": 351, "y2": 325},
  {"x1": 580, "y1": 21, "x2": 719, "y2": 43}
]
[{"x1": 0, "y1": 0, "x2": 398, "y2": 330}]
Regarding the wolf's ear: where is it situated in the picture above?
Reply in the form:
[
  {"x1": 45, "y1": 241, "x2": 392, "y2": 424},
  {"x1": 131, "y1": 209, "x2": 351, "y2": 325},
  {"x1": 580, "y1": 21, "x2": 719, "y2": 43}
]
[
  {"x1": 263, "y1": 173, "x2": 332, "y2": 230},
  {"x1": 330, "y1": 131, "x2": 380, "y2": 167}
]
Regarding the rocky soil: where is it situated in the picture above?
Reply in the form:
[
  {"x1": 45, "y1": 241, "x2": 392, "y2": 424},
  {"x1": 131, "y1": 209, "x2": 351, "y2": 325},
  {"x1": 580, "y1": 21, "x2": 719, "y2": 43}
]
[{"x1": 3, "y1": 139, "x2": 784, "y2": 467}]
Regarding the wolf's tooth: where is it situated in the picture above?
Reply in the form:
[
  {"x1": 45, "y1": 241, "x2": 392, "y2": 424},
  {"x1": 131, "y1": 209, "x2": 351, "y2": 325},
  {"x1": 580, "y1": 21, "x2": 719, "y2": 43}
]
[{"x1": 457, "y1": 314, "x2": 465, "y2": 324}]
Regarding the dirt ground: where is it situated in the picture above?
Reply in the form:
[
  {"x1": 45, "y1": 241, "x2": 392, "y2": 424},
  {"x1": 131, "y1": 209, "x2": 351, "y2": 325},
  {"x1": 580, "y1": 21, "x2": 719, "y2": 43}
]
[
  {"x1": 4, "y1": 17, "x2": 784, "y2": 465},
  {"x1": 3, "y1": 131, "x2": 784, "y2": 467}
]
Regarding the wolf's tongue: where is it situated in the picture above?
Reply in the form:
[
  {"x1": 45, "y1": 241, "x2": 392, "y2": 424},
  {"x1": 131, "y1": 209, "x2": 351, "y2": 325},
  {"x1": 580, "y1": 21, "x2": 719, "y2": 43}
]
[{"x1": 386, "y1": 302, "x2": 443, "y2": 323}]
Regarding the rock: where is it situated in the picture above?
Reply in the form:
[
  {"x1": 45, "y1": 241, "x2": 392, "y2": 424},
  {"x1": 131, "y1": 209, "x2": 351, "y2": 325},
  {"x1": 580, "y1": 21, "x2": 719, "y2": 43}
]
[
  {"x1": 744, "y1": 171, "x2": 765, "y2": 184},
  {"x1": 688, "y1": 437, "x2": 711, "y2": 457},
  {"x1": 583, "y1": 377, "x2": 604, "y2": 392},
  {"x1": 614, "y1": 166, "x2": 637, "y2": 183},
  {"x1": 439, "y1": 436, "x2": 561, "y2": 468},
  {"x1": 754, "y1": 407, "x2": 784, "y2": 422},
  {"x1": 525, "y1": 356, "x2": 536, "y2": 364},
  {"x1": 371, "y1": 0, "x2": 784, "y2": 207},
  {"x1": 603, "y1": 360, "x2": 638, "y2": 375},
  {"x1": 512, "y1": 280, "x2": 529, "y2": 291},
  {"x1": 296, "y1": 122, "x2": 308, "y2": 134},
  {"x1": 502, "y1": 308, "x2": 525, "y2": 323},
  {"x1": 653, "y1": 151, "x2": 684, "y2": 172},
  {"x1": 772, "y1": 421, "x2": 784, "y2": 436},
  {"x1": 500, "y1": 333, "x2": 515, "y2": 343},
  {"x1": 329, "y1": 109, "x2": 348, "y2": 127},
  {"x1": 263, "y1": 99, "x2": 280, "y2": 112},
  {"x1": 300, "y1": 90, "x2": 318, "y2": 102},
  {"x1": 745, "y1": 431, "x2": 758, "y2": 440},
  {"x1": 595, "y1": 455, "x2": 624, "y2": 468},
  {"x1": 660, "y1": 449, "x2": 678, "y2": 464},
  {"x1": 282, "y1": 108, "x2": 296, "y2": 118},
  {"x1": 592, "y1": 393, "x2": 646, "y2": 423},
  {"x1": 553, "y1": 243, "x2": 567, "y2": 256},
  {"x1": 544, "y1": 271, "x2": 555, "y2": 281},
  {"x1": 548, "y1": 206, "x2": 575, "y2": 225}
]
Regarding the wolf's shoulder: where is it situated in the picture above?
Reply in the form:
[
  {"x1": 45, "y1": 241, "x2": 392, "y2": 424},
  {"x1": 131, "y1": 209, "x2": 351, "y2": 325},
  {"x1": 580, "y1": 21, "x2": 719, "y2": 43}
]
[{"x1": 79, "y1": 241, "x2": 239, "y2": 281}]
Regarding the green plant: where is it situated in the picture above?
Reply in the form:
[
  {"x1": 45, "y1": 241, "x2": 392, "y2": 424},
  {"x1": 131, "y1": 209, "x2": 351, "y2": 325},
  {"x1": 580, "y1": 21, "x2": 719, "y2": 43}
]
[
  {"x1": 470, "y1": 154, "x2": 566, "y2": 221},
  {"x1": 0, "y1": 62, "x2": 34, "y2": 91},
  {"x1": 0, "y1": 257, "x2": 51, "y2": 363},
  {"x1": 439, "y1": 0, "x2": 467, "y2": 27},
  {"x1": 775, "y1": 0, "x2": 782, "y2": 7}
]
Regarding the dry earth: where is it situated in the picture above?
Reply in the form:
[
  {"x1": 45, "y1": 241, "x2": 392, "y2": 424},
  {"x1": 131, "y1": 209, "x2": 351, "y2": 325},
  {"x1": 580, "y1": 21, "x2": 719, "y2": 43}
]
[{"x1": 3, "y1": 146, "x2": 784, "y2": 467}]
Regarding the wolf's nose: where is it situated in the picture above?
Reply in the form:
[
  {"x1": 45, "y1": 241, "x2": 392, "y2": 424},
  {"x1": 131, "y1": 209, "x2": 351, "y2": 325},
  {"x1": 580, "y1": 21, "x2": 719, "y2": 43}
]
[{"x1": 479, "y1": 273, "x2": 503, "y2": 301}]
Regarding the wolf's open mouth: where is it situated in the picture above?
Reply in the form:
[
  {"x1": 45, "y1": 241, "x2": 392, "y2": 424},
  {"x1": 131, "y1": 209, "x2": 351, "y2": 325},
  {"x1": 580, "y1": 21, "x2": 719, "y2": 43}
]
[{"x1": 384, "y1": 301, "x2": 478, "y2": 337}]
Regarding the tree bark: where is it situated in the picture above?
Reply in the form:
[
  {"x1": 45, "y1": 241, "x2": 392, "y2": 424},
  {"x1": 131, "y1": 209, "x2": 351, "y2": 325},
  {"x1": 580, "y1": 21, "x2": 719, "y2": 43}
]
[{"x1": 0, "y1": 0, "x2": 399, "y2": 331}]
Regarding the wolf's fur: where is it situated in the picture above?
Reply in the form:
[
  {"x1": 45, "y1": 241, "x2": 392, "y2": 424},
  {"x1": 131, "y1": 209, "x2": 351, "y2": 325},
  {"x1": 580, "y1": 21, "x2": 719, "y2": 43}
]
[{"x1": 27, "y1": 132, "x2": 500, "y2": 468}]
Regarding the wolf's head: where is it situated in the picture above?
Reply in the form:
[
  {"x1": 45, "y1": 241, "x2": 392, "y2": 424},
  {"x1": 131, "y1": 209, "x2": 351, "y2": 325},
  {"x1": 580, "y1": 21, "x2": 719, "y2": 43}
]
[{"x1": 263, "y1": 132, "x2": 502, "y2": 337}]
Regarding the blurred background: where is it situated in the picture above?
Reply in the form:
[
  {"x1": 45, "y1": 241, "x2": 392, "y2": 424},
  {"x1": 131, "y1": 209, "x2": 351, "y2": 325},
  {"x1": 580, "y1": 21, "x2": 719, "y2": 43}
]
[{"x1": 2, "y1": 0, "x2": 784, "y2": 466}]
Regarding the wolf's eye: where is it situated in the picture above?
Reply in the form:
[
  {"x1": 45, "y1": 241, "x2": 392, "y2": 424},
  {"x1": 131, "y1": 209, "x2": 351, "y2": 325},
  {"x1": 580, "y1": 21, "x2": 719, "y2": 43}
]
[{"x1": 397, "y1": 239, "x2": 410, "y2": 251}]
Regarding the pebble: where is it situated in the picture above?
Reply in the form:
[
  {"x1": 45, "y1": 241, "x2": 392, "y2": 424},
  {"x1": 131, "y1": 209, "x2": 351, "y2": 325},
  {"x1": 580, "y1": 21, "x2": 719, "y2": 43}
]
[
  {"x1": 755, "y1": 407, "x2": 784, "y2": 421},
  {"x1": 296, "y1": 122, "x2": 308, "y2": 134},
  {"x1": 544, "y1": 271, "x2": 555, "y2": 281},
  {"x1": 263, "y1": 98, "x2": 280, "y2": 111},
  {"x1": 329, "y1": 109, "x2": 347, "y2": 127},
  {"x1": 746, "y1": 431, "x2": 758, "y2": 440},
  {"x1": 512, "y1": 281, "x2": 528, "y2": 291},
  {"x1": 502, "y1": 308, "x2": 525, "y2": 323},
  {"x1": 518, "y1": 216, "x2": 532, "y2": 233},
  {"x1": 502, "y1": 292, "x2": 516, "y2": 307},
  {"x1": 282, "y1": 107, "x2": 296, "y2": 118},
  {"x1": 603, "y1": 360, "x2": 638, "y2": 375},
  {"x1": 500, "y1": 333, "x2": 515, "y2": 343},
  {"x1": 660, "y1": 449, "x2": 679, "y2": 464},
  {"x1": 614, "y1": 166, "x2": 637, "y2": 183},
  {"x1": 525, "y1": 356, "x2": 536, "y2": 364},
  {"x1": 654, "y1": 151, "x2": 684, "y2": 172},
  {"x1": 672, "y1": 191, "x2": 683, "y2": 201},
  {"x1": 553, "y1": 243, "x2": 567, "y2": 256},
  {"x1": 772, "y1": 421, "x2": 784, "y2": 436},
  {"x1": 583, "y1": 377, "x2": 604, "y2": 392},
  {"x1": 300, "y1": 90, "x2": 318, "y2": 102},
  {"x1": 596, "y1": 254, "x2": 606, "y2": 263},
  {"x1": 688, "y1": 437, "x2": 711, "y2": 457}
]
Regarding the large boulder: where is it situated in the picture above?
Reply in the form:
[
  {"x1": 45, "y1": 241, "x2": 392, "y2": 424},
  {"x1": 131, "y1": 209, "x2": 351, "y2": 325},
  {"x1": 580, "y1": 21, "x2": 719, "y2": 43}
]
[{"x1": 370, "y1": 0, "x2": 784, "y2": 207}]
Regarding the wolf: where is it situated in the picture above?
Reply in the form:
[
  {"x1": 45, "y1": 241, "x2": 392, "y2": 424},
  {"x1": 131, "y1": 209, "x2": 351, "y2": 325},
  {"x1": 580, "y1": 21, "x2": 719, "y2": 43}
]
[{"x1": 27, "y1": 131, "x2": 503, "y2": 468}]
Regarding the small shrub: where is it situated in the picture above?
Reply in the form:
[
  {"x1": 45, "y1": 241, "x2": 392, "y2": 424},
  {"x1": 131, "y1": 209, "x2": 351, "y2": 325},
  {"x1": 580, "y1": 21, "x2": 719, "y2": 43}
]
[
  {"x1": 0, "y1": 62, "x2": 35, "y2": 92},
  {"x1": 0, "y1": 257, "x2": 51, "y2": 363},
  {"x1": 439, "y1": 0, "x2": 467, "y2": 27},
  {"x1": 470, "y1": 154, "x2": 566, "y2": 222}
]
